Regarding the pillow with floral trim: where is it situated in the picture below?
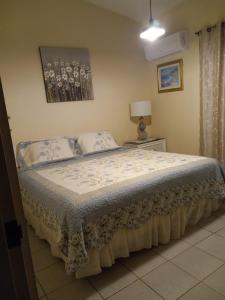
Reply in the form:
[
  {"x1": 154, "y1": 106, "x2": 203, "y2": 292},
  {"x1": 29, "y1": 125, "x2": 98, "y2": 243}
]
[
  {"x1": 17, "y1": 137, "x2": 80, "y2": 170},
  {"x1": 77, "y1": 131, "x2": 120, "y2": 155}
]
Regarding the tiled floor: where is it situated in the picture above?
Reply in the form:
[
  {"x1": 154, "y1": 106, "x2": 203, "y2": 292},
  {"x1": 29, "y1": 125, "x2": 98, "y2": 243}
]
[{"x1": 28, "y1": 204, "x2": 225, "y2": 300}]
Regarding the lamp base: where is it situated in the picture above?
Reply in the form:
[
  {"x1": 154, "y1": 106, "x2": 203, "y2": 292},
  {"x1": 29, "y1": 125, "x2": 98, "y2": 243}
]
[
  {"x1": 137, "y1": 133, "x2": 148, "y2": 140},
  {"x1": 137, "y1": 117, "x2": 148, "y2": 140}
]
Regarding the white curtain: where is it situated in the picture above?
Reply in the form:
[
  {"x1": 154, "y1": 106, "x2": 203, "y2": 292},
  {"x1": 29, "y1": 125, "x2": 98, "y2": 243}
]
[{"x1": 200, "y1": 22, "x2": 225, "y2": 165}]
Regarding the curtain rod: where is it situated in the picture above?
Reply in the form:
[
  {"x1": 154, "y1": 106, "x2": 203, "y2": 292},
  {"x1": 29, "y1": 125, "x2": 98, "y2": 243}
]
[{"x1": 195, "y1": 22, "x2": 225, "y2": 35}]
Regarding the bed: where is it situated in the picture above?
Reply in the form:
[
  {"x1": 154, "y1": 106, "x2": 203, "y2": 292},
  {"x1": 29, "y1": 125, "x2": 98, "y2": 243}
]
[{"x1": 18, "y1": 136, "x2": 225, "y2": 278}]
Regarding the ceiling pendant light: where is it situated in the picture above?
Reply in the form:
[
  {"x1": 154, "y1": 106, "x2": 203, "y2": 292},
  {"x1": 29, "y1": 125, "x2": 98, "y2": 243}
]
[{"x1": 140, "y1": 0, "x2": 166, "y2": 42}]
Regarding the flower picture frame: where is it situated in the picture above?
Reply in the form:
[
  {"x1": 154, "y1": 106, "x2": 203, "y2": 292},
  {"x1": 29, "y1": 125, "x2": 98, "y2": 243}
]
[
  {"x1": 39, "y1": 47, "x2": 94, "y2": 103},
  {"x1": 157, "y1": 59, "x2": 183, "y2": 93}
]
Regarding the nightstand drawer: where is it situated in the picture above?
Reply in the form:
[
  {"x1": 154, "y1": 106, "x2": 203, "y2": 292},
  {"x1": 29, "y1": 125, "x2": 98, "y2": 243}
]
[
  {"x1": 124, "y1": 138, "x2": 166, "y2": 152},
  {"x1": 141, "y1": 143, "x2": 164, "y2": 151}
]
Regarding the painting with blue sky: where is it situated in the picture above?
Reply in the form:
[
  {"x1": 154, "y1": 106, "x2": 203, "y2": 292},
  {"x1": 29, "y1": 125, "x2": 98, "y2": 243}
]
[
  {"x1": 160, "y1": 65, "x2": 179, "y2": 87},
  {"x1": 157, "y1": 59, "x2": 183, "y2": 93}
]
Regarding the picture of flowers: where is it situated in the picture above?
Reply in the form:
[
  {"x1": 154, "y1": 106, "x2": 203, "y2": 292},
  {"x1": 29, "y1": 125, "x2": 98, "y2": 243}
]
[{"x1": 39, "y1": 47, "x2": 94, "y2": 103}]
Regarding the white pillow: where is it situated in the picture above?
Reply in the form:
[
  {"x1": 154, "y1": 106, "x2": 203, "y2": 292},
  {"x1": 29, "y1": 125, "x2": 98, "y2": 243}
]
[
  {"x1": 77, "y1": 131, "x2": 120, "y2": 155},
  {"x1": 17, "y1": 137, "x2": 78, "y2": 170}
]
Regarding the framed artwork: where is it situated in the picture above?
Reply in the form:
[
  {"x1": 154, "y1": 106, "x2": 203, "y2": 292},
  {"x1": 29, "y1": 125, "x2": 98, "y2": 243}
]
[
  {"x1": 39, "y1": 47, "x2": 94, "y2": 103},
  {"x1": 157, "y1": 59, "x2": 183, "y2": 93}
]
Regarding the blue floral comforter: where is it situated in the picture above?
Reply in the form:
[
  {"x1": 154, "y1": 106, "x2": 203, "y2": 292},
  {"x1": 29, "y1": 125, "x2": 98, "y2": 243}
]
[{"x1": 19, "y1": 148, "x2": 225, "y2": 273}]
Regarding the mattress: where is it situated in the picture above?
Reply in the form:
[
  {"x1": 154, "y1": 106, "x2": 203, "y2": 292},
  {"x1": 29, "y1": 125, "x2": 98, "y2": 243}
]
[{"x1": 19, "y1": 148, "x2": 225, "y2": 275}]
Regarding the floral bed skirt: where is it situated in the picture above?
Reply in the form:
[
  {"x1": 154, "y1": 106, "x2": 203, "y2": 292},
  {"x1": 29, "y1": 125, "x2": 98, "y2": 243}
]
[{"x1": 24, "y1": 196, "x2": 222, "y2": 278}]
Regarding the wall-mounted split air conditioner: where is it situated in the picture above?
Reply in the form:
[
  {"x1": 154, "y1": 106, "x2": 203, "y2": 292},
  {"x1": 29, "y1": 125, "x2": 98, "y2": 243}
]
[{"x1": 144, "y1": 31, "x2": 188, "y2": 61}]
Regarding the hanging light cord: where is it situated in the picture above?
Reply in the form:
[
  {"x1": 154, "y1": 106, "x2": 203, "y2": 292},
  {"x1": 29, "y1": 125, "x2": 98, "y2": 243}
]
[{"x1": 149, "y1": 0, "x2": 153, "y2": 22}]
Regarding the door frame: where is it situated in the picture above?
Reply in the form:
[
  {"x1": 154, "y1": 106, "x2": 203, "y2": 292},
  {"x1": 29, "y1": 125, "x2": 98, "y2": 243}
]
[{"x1": 0, "y1": 78, "x2": 38, "y2": 300}]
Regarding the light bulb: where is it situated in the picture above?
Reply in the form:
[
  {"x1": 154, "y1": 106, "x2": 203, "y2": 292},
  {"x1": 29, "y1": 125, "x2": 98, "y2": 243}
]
[{"x1": 140, "y1": 25, "x2": 165, "y2": 42}]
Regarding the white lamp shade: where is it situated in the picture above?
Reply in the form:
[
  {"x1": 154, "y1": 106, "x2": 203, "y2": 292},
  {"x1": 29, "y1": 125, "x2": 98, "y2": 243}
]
[{"x1": 130, "y1": 100, "x2": 151, "y2": 117}]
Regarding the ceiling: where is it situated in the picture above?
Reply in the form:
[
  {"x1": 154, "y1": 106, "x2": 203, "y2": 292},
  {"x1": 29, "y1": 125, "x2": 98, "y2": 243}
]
[{"x1": 87, "y1": 0, "x2": 185, "y2": 24}]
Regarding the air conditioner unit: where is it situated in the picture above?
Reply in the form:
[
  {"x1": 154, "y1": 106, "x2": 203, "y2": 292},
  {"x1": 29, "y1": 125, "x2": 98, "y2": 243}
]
[{"x1": 144, "y1": 31, "x2": 188, "y2": 61}]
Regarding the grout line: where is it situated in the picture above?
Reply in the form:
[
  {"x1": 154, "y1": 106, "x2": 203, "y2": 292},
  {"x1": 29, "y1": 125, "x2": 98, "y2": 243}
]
[
  {"x1": 213, "y1": 224, "x2": 225, "y2": 233},
  {"x1": 30, "y1": 243, "x2": 49, "y2": 255},
  {"x1": 156, "y1": 256, "x2": 201, "y2": 283},
  {"x1": 121, "y1": 256, "x2": 166, "y2": 299},
  {"x1": 137, "y1": 255, "x2": 224, "y2": 300},
  {"x1": 203, "y1": 287, "x2": 225, "y2": 299},
  {"x1": 87, "y1": 261, "x2": 139, "y2": 299},
  {"x1": 203, "y1": 275, "x2": 225, "y2": 298},
  {"x1": 216, "y1": 232, "x2": 225, "y2": 238},
  {"x1": 182, "y1": 230, "x2": 214, "y2": 246},
  {"x1": 201, "y1": 226, "x2": 225, "y2": 235},
  {"x1": 104, "y1": 279, "x2": 139, "y2": 299},
  {"x1": 33, "y1": 220, "x2": 225, "y2": 300},
  {"x1": 34, "y1": 260, "x2": 59, "y2": 274},
  {"x1": 118, "y1": 228, "x2": 225, "y2": 291},
  {"x1": 45, "y1": 279, "x2": 79, "y2": 299},
  {"x1": 37, "y1": 267, "x2": 75, "y2": 297},
  {"x1": 36, "y1": 277, "x2": 49, "y2": 299},
  {"x1": 169, "y1": 257, "x2": 225, "y2": 282},
  {"x1": 140, "y1": 259, "x2": 169, "y2": 279},
  {"x1": 176, "y1": 281, "x2": 200, "y2": 300},
  {"x1": 153, "y1": 243, "x2": 192, "y2": 262},
  {"x1": 201, "y1": 262, "x2": 225, "y2": 282},
  {"x1": 199, "y1": 216, "x2": 225, "y2": 231},
  {"x1": 119, "y1": 252, "x2": 166, "y2": 279},
  {"x1": 87, "y1": 277, "x2": 105, "y2": 300},
  {"x1": 170, "y1": 243, "x2": 225, "y2": 299},
  {"x1": 128, "y1": 242, "x2": 224, "y2": 300},
  {"x1": 139, "y1": 274, "x2": 166, "y2": 300},
  {"x1": 176, "y1": 262, "x2": 225, "y2": 299},
  {"x1": 196, "y1": 242, "x2": 225, "y2": 260},
  {"x1": 119, "y1": 234, "x2": 225, "y2": 300},
  {"x1": 193, "y1": 242, "x2": 225, "y2": 263}
]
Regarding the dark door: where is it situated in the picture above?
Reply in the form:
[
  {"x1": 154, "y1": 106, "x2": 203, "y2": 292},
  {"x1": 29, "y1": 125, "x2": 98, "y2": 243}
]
[{"x1": 0, "y1": 78, "x2": 38, "y2": 300}]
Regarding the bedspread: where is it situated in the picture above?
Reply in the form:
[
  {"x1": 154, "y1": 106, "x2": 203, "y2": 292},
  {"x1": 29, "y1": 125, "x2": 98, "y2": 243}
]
[{"x1": 19, "y1": 148, "x2": 225, "y2": 273}]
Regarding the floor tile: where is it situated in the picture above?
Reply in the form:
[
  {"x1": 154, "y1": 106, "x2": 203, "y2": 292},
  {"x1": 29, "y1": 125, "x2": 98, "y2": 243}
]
[
  {"x1": 196, "y1": 235, "x2": 225, "y2": 261},
  {"x1": 204, "y1": 265, "x2": 225, "y2": 296},
  {"x1": 29, "y1": 234, "x2": 48, "y2": 254},
  {"x1": 142, "y1": 261, "x2": 198, "y2": 300},
  {"x1": 197, "y1": 215, "x2": 216, "y2": 228},
  {"x1": 183, "y1": 227, "x2": 211, "y2": 245},
  {"x1": 198, "y1": 216, "x2": 225, "y2": 233},
  {"x1": 31, "y1": 246, "x2": 59, "y2": 272},
  {"x1": 121, "y1": 249, "x2": 166, "y2": 278},
  {"x1": 171, "y1": 247, "x2": 223, "y2": 280},
  {"x1": 36, "y1": 262, "x2": 74, "y2": 294},
  {"x1": 27, "y1": 225, "x2": 35, "y2": 238},
  {"x1": 36, "y1": 280, "x2": 45, "y2": 298},
  {"x1": 179, "y1": 283, "x2": 225, "y2": 300},
  {"x1": 47, "y1": 280, "x2": 102, "y2": 300},
  {"x1": 108, "y1": 280, "x2": 163, "y2": 300},
  {"x1": 215, "y1": 204, "x2": 225, "y2": 219},
  {"x1": 89, "y1": 263, "x2": 137, "y2": 299},
  {"x1": 216, "y1": 227, "x2": 225, "y2": 238},
  {"x1": 154, "y1": 240, "x2": 190, "y2": 260}
]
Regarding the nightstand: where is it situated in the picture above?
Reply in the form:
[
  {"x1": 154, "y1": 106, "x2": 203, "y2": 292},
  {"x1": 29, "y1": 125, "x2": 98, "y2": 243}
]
[{"x1": 124, "y1": 138, "x2": 167, "y2": 152}]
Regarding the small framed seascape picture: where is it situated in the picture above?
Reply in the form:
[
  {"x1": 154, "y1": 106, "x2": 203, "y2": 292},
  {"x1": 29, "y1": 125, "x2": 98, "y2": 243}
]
[
  {"x1": 39, "y1": 47, "x2": 94, "y2": 103},
  {"x1": 157, "y1": 59, "x2": 183, "y2": 93}
]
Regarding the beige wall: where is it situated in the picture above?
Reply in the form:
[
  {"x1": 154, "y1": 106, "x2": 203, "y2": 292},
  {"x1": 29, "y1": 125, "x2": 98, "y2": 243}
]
[
  {"x1": 149, "y1": 0, "x2": 225, "y2": 154},
  {"x1": 1, "y1": 0, "x2": 225, "y2": 153},
  {"x1": 0, "y1": 0, "x2": 150, "y2": 146}
]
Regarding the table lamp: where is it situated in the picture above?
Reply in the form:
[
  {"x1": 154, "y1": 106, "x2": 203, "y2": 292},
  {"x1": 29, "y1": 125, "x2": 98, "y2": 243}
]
[{"x1": 130, "y1": 100, "x2": 151, "y2": 140}]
